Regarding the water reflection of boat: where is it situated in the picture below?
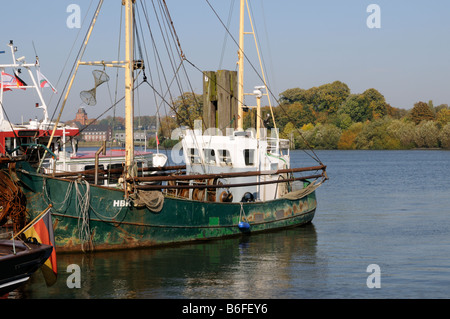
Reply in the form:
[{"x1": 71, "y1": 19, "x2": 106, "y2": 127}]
[
  {"x1": 0, "y1": 239, "x2": 52, "y2": 296},
  {"x1": 17, "y1": 225, "x2": 317, "y2": 299}
]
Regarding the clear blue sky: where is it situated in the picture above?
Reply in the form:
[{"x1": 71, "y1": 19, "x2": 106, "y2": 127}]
[{"x1": 1, "y1": 0, "x2": 450, "y2": 123}]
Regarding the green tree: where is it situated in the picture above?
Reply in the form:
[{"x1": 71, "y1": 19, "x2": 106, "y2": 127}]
[
  {"x1": 414, "y1": 120, "x2": 439, "y2": 148},
  {"x1": 311, "y1": 81, "x2": 350, "y2": 113},
  {"x1": 333, "y1": 113, "x2": 353, "y2": 130},
  {"x1": 280, "y1": 122, "x2": 295, "y2": 139},
  {"x1": 294, "y1": 124, "x2": 315, "y2": 149},
  {"x1": 354, "y1": 118, "x2": 399, "y2": 149},
  {"x1": 279, "y1": 81, "x2": 350, "y2": 114},
  {"x1": 362, "y1": 88, "x2": 388, "y2": 118},
  {"x1": 173, "y1": 92, "x2": 203, "y2": 128},
  {"x1": 287, "y1": 102, "x2": 315, "y2": 127},
  {"x1": 281, "y1": 122, "x2": 298, "y2": 148},
  {"x1": 279, "y1": 88, "x2": 307, "y2": 104},
  {"x1": 308, "y1": 123, "x2": 342, "y2": 149},
  {"x1": 387, "y1": 119, "x2": 415, "y2": 149},
  {"x1": 439, "y1": 123, "x2": 450, "y2": 149},
  {"x1": 273, "y1": 102, "x2": 316, "y2": 130},
  {"x1": 339, "y1": 94, "x2": 372, "y2": 122}
]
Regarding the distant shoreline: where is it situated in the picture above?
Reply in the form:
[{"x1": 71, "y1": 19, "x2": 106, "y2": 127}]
[{"x1": 78, "y1": 140, "x2": 447, "y2": 152}]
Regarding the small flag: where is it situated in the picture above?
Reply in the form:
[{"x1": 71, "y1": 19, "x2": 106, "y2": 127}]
[
  {"x1": 156, "y1": 132, "x2": 160, "y2": 145},
  {"x1": 23, "y1": 207, "x2": 57, "y2": 286},
  {"x1": 14, "y1": 70, "x2": 27, "y2": 88},
  {"x1": 37, "y1": 70, "x2": 57, "y2": 93},
  {"x1": 1, "y1": 71, "x2": 26, "y2": 91}
]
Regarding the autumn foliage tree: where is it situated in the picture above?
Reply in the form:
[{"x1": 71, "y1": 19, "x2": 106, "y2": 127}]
[
  {"x1": 337, "y1": 122, "x2": 363, "y2": 150},
  {"x1": 436, "y1": 107, "x2": 450, "y2": 128},
  {"x1": 410, "y1": 101, "x2": 435, "y2": 124}
]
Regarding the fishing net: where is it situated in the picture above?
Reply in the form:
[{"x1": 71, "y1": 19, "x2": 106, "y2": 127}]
[
  {"x1": 80, "y1": 70, "x2": 110, "y2": 106},
  {"x1": 0, "y1": 170, "x2": 27, "y2": 234},
  {"x1": 130, "y1": 190, "x2": 164, "y2": 213}
]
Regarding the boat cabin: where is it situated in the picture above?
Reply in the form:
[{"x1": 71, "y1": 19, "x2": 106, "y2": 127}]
[{"x1": 180, "y1": 128, "x2": 291, "y2": 203}]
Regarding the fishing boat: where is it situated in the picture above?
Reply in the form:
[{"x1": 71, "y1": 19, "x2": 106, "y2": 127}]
[
  {"x1": 3, "y1": 0, "x2": 327, "y2": 252},
  {"x1": 0, "y1": 238, "x2": 53, "y2": 296}
]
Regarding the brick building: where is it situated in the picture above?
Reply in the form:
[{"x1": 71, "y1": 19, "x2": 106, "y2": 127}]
[{"x1": 70, "y1": 107, "x2": 112, "y2": 142}]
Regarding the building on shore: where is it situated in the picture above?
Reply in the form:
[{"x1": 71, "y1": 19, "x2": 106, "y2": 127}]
[{"x1": 66, "y1": 107, "x2": 112, "y2": 142}]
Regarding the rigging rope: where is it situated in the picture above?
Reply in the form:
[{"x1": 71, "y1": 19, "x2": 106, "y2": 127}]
[
  {"x1": 46, "y1": 0, "x2": 96, "y2": 117},
  {"x1": 219, "y1": 0, "x2": 236, "y2": 70},
  {"x1": 47, "y1": 0, "x2": 102, "y2": 128}
]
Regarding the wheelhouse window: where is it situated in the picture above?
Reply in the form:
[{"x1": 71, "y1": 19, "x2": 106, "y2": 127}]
[
  {"x1": 204, "y1": 149, "x2": 216, "y2": 164},
  {"x1": 218, "y1": 149, "x2": 232, "y2": 166},
  {"x1": 244, "y1": 149, "x2": 255, "y2": 166},
  {"x1": 188, "y1": 148, "x2": 201, "y2": 164},
  {"x1": 85, "y1": 164, "x2": 104, "y2": 171},
  {"x1": 5, "y1": 137, "x2": 14, "y2": 154}
]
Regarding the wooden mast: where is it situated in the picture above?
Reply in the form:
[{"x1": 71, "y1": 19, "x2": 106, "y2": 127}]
[
  {"x1": 237, "y1": 0, "x2": 245, "y2": 130},
  {"x1": 124, "y1": 0, "x2": 135, "y2": 179}
]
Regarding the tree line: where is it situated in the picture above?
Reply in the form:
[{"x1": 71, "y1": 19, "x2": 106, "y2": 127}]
[
  {"x1": 163, "y1": 81, "x2": 450, "y2": 150},
  {"x1": 84, "y1": 81, "x2": 450, "y2": 150},
  {"x1": 249, "y1": 81, "x2": 450, "y2": 150}
]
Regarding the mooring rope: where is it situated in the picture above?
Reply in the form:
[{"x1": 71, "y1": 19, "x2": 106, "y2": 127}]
[{"x1": 74, "y1": 179, "x2": 93, "y2": 252}]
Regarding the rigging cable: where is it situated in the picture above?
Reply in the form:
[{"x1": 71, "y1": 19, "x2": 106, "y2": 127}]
[
  {"x1": 139, "y1": 0, "x2": 208, "y2": 173},
  {"x1": 47, "y1": 0, "x2": 97, "y2": 128},
  {"x1": 203, "y1": 0, "x2": 323, "y2": 164},
  {"x1": 219, "y1": 0, "x2": 236, "y2": 70}
]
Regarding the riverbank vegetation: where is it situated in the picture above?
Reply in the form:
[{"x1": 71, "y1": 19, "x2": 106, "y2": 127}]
[
  {"x1": 174, "y1": 81, "x2": 450, "y2": 150},
  {"x1": 94, "y1": 81, "x2": 450, "y2": 150},
  {"x1": 265, "y1": 81, "x2": 450, "y2": 150}
]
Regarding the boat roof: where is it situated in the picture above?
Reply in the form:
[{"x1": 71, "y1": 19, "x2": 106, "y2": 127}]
[{"x1": 0, "y1": 119, "x2": 80, "y2": 138}]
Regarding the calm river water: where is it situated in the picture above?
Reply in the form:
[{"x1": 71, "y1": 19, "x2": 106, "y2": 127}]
[{"x1": 10, "y1": 149, "x2": 450, "y2": 299}]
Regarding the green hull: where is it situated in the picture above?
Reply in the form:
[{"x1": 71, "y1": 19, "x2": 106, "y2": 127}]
[{"x1": 14, "y1": 161, "x2": 317, "y2": 253}]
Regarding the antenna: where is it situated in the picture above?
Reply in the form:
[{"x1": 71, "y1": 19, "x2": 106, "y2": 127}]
[
  {"x1": 32, "y1": 41, "x2": 38, "y2": 57},
  {"x1": 32, "y1": 41, "x2": 40, "y2": 65}
]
